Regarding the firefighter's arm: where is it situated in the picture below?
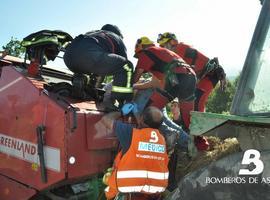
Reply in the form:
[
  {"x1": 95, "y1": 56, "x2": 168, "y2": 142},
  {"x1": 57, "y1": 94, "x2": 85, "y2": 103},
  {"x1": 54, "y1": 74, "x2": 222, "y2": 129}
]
[
  {"x1": 101, "y1": 112, "x2": 121, "y2": 131},
  {"x1": 133, "y1": 68, "x2": 144, "y2": 83},
  {"x1": 133, "y1": 75, "x2": 161, "y2": 90}
]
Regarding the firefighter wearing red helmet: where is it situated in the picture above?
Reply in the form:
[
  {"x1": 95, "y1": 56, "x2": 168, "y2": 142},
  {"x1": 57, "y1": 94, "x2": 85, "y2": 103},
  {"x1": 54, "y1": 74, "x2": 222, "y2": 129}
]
[
  {"x1": 157, "y1": 32, "x2": 226, "y2": 113},
  {"x1": 133, "y1": 36, "x2": 197, "y2": 131}
]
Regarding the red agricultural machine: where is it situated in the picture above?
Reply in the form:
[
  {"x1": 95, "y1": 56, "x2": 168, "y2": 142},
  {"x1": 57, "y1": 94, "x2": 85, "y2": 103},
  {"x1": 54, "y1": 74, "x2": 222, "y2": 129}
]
[
  {"x1": 1, "y1": 0, "x2": 270, "y2": 199},
  {"x1": 0, "y1": 30, "x2": 117, "y2": 199}
]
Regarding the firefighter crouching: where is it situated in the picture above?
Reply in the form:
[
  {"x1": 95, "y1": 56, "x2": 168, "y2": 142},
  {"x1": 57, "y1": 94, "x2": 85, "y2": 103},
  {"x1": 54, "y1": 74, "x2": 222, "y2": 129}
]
[
  {"x1": 101, "y1": 106, "x2": 169, "y2": 200},
  {"x1": 64, "y1": 24, "x2": 134, "y2": 109},
  {"x1": 157, "y1": 32, "x2": 226, "y2": 115},
  {"x1": 132, "y1": 36, "x2": 195, "y2": 139}
]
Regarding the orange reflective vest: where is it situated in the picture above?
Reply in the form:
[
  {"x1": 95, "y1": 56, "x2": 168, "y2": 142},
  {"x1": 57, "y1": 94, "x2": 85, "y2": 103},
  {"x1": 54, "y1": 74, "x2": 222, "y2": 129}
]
[{"x1": 105, "y1": 128, "x2": 169, "y2": 199}]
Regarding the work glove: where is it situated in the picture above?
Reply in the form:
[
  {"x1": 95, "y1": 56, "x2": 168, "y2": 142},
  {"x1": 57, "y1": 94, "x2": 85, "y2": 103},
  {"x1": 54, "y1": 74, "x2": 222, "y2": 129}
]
[
  {"x1": 121, "y1": 103, "x2": 134, "y2": 116},
  {"x1": 121, "y1": 102, "x2": 139, "y2": 116},
  {"x1": 214, "y1": 67, "x2": 227, "y2": 91}
]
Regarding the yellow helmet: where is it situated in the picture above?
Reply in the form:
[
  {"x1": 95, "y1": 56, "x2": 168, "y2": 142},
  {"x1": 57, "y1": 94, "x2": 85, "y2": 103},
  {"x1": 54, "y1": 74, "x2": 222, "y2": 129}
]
[
  {"x1": 136, "y1": 36, "x2": 154, "y2": 46},
  {"x1": 157, "y1": 32, "x2": 178, "y2": 46},
  {"x1": 134, "y1": 36, "x2": 154, "y2": 55}
]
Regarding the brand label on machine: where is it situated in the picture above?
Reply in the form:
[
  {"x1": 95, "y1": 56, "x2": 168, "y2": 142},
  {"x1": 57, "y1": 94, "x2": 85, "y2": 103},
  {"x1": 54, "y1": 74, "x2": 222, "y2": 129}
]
[{"x1": 0, "y1": 133, "x2": 61, "y2": 172}]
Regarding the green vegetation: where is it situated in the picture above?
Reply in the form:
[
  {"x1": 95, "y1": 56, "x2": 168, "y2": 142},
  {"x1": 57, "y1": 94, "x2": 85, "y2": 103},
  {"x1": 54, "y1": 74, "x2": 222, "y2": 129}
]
[
  {"x1": 206, "y1": 75, "x2": 240, "y2": 114},
  {"x1": 1, "y1": 37, "x2": 25, "y2": 58}
]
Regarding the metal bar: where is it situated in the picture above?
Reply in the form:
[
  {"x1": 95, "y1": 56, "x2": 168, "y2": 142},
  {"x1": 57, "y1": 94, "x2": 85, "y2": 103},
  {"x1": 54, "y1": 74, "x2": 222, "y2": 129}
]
[
  {"x1": 36, "y1": 125, "x2": 47, "y2": 183},
  {"x1": 231, "y1": 0, "x2": 270, "y2": 115}
]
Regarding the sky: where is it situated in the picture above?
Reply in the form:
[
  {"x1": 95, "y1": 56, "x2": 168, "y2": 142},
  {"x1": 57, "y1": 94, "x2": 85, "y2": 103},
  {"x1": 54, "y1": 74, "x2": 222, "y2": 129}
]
[{"x1": 1, "y1": 0, "x2": 262, "y2": 76}]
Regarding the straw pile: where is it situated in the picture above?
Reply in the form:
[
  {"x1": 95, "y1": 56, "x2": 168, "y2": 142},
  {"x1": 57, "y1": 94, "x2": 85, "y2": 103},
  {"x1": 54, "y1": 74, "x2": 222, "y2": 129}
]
[{"x1": 175, "y1": 136, "x2": 240, "y2": 181}]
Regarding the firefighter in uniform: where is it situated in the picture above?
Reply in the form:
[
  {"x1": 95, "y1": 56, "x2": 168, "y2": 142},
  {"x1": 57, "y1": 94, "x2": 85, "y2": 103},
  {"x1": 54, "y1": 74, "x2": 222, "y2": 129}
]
[
  {"x1": 64, "y1": 24, "x2": 133, "y2": 108},
  {"x1": 101, "y1": 106, "x2": 169, "y2": 200},
  {"x1": 133, "y1": 36, "x2": 196, "y2": 131},
  {"x1": 157, "y1": 32, "x2": 226, "y2": 114}
]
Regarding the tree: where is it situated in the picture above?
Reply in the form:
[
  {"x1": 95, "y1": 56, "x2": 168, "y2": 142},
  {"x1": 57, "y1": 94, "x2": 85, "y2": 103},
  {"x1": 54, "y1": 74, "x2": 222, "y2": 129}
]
[
  {"x1": 1, "y1": 37, "x2": 25, "y2": 58},
  {"x1": 206, "y1": 76, "x2": 240, "y2": 114}
]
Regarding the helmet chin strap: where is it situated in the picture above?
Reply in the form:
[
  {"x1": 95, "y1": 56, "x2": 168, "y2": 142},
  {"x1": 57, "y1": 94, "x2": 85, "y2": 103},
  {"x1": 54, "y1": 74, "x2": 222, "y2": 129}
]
[
  {"x1": 168, "y1": 40, "x2": 178, "y2": 51},
  {"x1": 163, "y1": 42, "x2": 175, "y2": 51}
]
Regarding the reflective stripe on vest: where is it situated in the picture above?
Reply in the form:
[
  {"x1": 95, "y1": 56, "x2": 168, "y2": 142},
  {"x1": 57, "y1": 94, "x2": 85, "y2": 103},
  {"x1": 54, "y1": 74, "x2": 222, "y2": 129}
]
[
  {"x1": 112, "y1": 86, "x2": 133, "y2": 93},
  {"x1": 123, "y1": 64, "x2": 133, "y2": 88},
  {"x1": 116, "y1": 128, "x2": 168, "y2": 193},
  {"x1": 105, "y1": 128, "x2": 168, "y2": 198},
  {"x1": 111, "y1": 63, "x2": 133, "y2": 93},
  {"x1": 22, "y1": 36, "x2": 59, "y2": 47},
  {"x1": 117, "y1": 170, "x2": 169, "y2": 180},
  {"x1": 118, "y1": 185, "x2": 166, "y2": 193}
]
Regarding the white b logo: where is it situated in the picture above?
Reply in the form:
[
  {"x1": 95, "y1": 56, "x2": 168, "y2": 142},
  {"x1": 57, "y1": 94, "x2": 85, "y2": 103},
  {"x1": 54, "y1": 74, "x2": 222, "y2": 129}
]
[
  {"x1": 149, "y1": 131, "x2": 158, "y2": 143},
  {"x1": 239, "y1": 149, "x2": 264, "y2": 175}
]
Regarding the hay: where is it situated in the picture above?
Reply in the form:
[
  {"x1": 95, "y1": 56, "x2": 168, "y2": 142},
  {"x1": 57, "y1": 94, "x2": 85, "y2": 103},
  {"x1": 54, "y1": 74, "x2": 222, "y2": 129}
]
[{"x1": 175, "y1": 136, "x2": 240, "y2": 181}]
